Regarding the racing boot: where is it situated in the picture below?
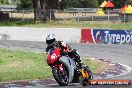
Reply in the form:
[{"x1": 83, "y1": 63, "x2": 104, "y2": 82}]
[{"x1": 78, "y1": 61, "x2": 84, "y2": 68}]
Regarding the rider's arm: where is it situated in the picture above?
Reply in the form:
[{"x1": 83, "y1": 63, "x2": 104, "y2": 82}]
[
  {"x1": 59, "y1": 41, "x2": 72, "y2": 52},
  {"x1": 45, "y1": 41, "x2": 59, "y2": 52},
  {"x1": 45, "y1": 42, "x2": 55, "y2": 52}
]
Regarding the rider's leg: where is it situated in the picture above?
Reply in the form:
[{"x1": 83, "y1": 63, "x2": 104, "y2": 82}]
[{"x1": 70, "y1": 49, "x2": 83, "y2": 67}]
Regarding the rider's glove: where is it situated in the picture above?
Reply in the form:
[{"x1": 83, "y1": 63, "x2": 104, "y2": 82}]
[{"x1": 45, "y1": 47, "x2": 49, "y2": 52}]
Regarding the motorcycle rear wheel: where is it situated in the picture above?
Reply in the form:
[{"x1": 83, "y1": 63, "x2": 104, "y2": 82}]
[{"x1": 52, "y1": 66, "x2": 69, "y2": 86}]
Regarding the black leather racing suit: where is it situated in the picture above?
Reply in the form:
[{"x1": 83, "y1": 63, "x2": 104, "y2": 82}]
[{"x1": 45, "y1": 41, "x2": 82, "y2": 66}]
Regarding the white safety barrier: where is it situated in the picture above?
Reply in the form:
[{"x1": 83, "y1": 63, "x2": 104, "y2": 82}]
[{"x1": 0, "y1": 27, "x2": 81, "y2": 43}]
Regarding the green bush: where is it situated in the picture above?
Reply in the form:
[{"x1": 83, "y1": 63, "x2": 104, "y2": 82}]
[
  {"x1": 0, "y1": 0, "x2": 9, "y2": 5},
  {"x1": 17, "y1": 0, "x2": 33, "y2": 9}
]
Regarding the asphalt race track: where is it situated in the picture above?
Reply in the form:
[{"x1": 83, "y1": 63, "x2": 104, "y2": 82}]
[{"x1": 0, "y1": 40, "x2": 132, "y2": 88}]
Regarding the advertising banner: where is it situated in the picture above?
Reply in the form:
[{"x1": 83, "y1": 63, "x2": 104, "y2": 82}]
[
  {"x1": 81, "y1": 29, "x2": 132, "y2": 44},
  {"x1": 81, "y1": 29, "x2": 94, "y2": 43}
]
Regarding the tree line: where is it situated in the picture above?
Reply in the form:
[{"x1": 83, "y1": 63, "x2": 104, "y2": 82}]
[
  {"x1": 0, "y1": 0, "x2": 132, "y2": 21},
  {"x1": 0, "y1": 0, "x2": 131, "y2": 9},
  {"x1": 18, "y1": 0, "x2": 132, "y2": 9}
]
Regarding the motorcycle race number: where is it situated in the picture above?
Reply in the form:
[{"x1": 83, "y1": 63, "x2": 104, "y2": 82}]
[
  {"x1": 51, "y1": 53, "x2": 57, "y2": 60},
  {"x1": 47, "y1": 48, "x2": 60, "y2": 64}
]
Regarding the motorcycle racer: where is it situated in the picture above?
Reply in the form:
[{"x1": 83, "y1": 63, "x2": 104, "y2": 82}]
[{"x1": 45, "y1": 34, "x2": 83, "y2": 67}]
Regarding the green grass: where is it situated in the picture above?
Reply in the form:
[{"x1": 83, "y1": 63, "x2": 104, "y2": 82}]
[
  {"x1": 0, "y1": 49, "x2": 52, "y2": 82},
  {"x1": 0, "y1": 20, "x2": 132, "y2": 30},
  {"x1": 82, "y1": 58, "x2": 108, "y2": 73},
  {"x1": 0, "y1": 49, "x2": 108, "y2": 82}
]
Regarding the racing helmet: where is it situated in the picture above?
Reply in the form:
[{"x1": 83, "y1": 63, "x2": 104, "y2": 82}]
[{"x1": 46, "y1": 34, "x2": 56, "y2": 45}]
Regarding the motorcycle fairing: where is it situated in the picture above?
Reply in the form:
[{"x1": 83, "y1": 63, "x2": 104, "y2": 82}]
[
  {"x1": 47, "y1": 48, "x2": 60, "y2": 65},
  {"x1": 59, "y1": 56, "x2": 76, "y2": 83}
]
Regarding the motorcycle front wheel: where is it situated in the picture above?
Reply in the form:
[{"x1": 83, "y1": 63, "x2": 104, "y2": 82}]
[{"x1": 52, "y1": 65, "x2": 69, "y2": 86}]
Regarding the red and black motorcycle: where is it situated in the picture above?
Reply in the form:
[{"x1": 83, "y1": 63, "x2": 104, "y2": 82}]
[{"x1": 46, "y1": 47, "x2": 93, "y2": 86}]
